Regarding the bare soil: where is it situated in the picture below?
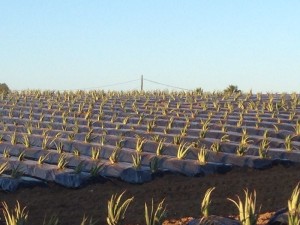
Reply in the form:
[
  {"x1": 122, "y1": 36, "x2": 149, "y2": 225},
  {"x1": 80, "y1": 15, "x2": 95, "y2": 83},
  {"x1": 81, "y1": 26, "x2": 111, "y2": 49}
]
[{"x1": 0, "y1": 164, "x2": 299, "y2": 225}]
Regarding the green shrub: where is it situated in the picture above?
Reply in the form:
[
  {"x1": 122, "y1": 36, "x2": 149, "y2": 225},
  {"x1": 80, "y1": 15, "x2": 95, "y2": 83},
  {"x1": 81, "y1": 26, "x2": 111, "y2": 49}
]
[{"x1": 0, "y1": 83, "x2": 10, "y2": 96}]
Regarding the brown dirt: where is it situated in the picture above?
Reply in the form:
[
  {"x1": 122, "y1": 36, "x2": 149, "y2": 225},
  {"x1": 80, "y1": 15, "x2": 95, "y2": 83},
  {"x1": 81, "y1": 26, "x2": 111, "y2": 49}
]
[{"x1": 0, "y1": 164, "x2": 299, "y2": 225}]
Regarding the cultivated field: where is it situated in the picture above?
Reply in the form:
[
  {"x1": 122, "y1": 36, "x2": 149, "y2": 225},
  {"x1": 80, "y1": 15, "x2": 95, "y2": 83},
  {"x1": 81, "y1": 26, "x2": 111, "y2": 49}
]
[{"x1": 0, "y1": 90, "x2": 300, "y2": 225}]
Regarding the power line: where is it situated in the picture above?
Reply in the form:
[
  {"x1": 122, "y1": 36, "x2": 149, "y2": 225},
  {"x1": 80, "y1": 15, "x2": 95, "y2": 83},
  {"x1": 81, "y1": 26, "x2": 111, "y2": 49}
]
[
  {"x1": 143, "y1": 78, "x2": 192, "y2": 91},
  {"x1": 13, "y1": 77, "x2": 191, "y2": 91},
  {"x1": 55, "y1": 79, "x2": 139, "y2": 91},
  {"x1": 81, "y1": 79, "x2": 140, "y2": 90}
]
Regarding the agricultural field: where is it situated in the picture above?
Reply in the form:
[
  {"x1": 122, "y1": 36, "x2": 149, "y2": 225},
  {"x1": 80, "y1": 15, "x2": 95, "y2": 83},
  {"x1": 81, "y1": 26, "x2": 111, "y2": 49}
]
[{"x1": 0, "y1": 89, "x2": 300, "y2": 225}]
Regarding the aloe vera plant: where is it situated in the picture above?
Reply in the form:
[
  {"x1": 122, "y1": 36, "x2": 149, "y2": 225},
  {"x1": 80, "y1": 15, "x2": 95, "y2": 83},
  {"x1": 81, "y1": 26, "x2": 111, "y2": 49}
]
[
  {"x1": 201, "y1": 187, "x2": 215, "y2": 218},
  {"x1": 23, "y1": 134, "x2": 32, "y2": 148},
  {"x1": 285, "y1": 135, "x2": 294, "y2": 151},
  {"x1": 53, "y1": 141, "x2": 64, "y2": 154},
  {"x1": 80, "y1": 215, "x2": 98, "y2": 225},
  {"x1": 43, "y1": 215, "x2": 59, "y2": 225},
  {"x1": 4, "y1": 147, "x2": 11, "y2": 158},
  {"x1": 149, "y1": 157, "x2": 159, "y2": 173},
  {"x1": 18, "y1": 151, "x2": 26, "y2": 161},
  {"x1": 91, "y1": 147, "x2": 101, "y2": 160},
  {"x1": 106, "y1": 191, "x2": 134, "y2": 225},
  {"x1": 228, "y1": 189, "x2": 259, "y2": 225},
  {"x1": 2, "y1": 201, "x2": 28, "y2": 225},
  {"x1": 136, "y1": 135, "x2": 146, "y2": 152},
  {"x1": 38, "y1": 153, "x2": 50, "y2": 165},
  {"x1": 132, "y1": 152, "x2": 142, "y2": 170},
  {"x1": 173, "y1": 135, "x2": 183, "y2": 145},
  {"x1": 294, "y1": 121, "x2": 300, "y2": 136},
  {"x1": 288, "y1": 183, "x2": 300, "y2": 225},
  {"x1": 109, "y1": 147, "x2": 121, "y2": 164},
  {"x1": 258, "y1": 139, "x2": 270, "y2": 158},
  {"x1": 57, "y1": 153, "x2": 68, "y2": 170},
  {"x1": 145, "y1": 199, "x2": 167, "y2": 225},
  {"x1": 236, "y1": 144, "x2": 248, "y2": 156},
  {"x1": 85, "y1": 129, "x2": 96, "y2": 143},
  {"x1": 156, "y1": 139, "x2": 165, "y2": 156},
  {"x1": 177, "y1": 142, "x2": 193, "y2": 159},
  {"x1": 0, "y1": 161, "x2": 8, "y2": 175},
  {"x1": 9, "y1": 131, "x2": 18, "y2": 145},
  {"x1": 198, "y1": 146, "x2": 207, "y2": 165},
  {"x1": 240, "y1": 130, "x2": 253, "y2": 146},
  {"x1": 210, "y1": 141, "x2": 221, "y2": 153},
  {"x1": 90, "y1": 164, "x2": 104, "y2": 177}
]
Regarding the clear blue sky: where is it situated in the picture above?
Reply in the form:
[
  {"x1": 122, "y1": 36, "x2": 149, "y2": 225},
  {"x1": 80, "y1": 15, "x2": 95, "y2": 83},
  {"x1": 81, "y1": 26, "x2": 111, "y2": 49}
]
[{"x1": 0, "y1": 1, "x2": 299, "y2": 92}]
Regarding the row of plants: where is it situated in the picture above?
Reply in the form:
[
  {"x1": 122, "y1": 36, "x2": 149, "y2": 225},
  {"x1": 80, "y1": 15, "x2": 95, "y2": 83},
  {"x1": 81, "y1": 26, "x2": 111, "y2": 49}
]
[{"x1": 2, "y1": 183, "x2": 300, "y2": 225}]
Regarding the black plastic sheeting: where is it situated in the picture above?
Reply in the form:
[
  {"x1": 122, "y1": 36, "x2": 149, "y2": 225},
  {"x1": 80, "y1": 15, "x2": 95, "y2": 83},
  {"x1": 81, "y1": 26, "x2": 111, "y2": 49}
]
[{"x1": 0, "y1": 175, "x2": 46, "y2": 192}]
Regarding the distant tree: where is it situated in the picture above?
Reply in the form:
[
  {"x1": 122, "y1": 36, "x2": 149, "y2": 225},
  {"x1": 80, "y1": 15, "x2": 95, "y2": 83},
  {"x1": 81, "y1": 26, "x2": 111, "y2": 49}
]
[
  {"x1": 224, "y1": 85, "x2": 240, "y2": 95},
  {"x1": 0, "y1": 83, "x2": 10, "y2": 96},
  {"x1": 195, "y1": 87, "x2": 204, "y2": 95}
]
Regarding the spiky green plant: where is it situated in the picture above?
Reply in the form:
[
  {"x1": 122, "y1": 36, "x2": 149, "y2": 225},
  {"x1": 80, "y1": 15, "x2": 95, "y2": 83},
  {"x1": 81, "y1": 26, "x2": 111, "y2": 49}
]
[
  {"x1": 3, "y1": 147, "x2": 11, "y2": 158},
  {"x1": 136, "y1": 136, "x2": 146, "y2": 152},
  {"x1": 173, "y1": 135, "x2": 183, "y2": 145},
  {"x1": 85, "y1": 129, "x2": 96, "y2": 143},
  {"x1": 199, "y1": 120, "x2": 210, "y2": 139},
  {"x1": 146, "y1": 120, "x2": 156, "y2": 133},
  {"x1": 38, "y1": 153, "x2": 50, "y2": 165},
  {"x1": 90, "y1": 164, "x2": 104, "y2": 177},
  {"x1": 240, "y1": 132, "x2": 253, "y2": 146},
  {"x1": 122, "y1": 116, "x2": 131, "y2": 125},
  {"x1": 10, "y1": 164, "x2": 24, "y2": 178},
  {"x1": 177, "y1": 142, "x2": 193, "y2": 159},
  {"x1": 100, "y1": 135, "x2": 107, "y2": 146},
  {"x1": 57, "y1": 153, "x2": 68, "y2": 170},
  {"x1": 115, "y1": 138, "x2": 125, "y2": 149},
  {"x1": 151, "y1": 135, "x2": 161, "y2": 143},
  {"x1": 210, "y1": 141, "x2": 221, "y2": 153},
  {"x1": 285, "y1": 135, "x2": 293, "y2": 151},
  {"x1": 24, "y1": 122, "x2": 33, "y2": 135},
  {"x1": 258, "y1": 139, "x2": 270, "y2": 158},
  {"x1": 156, "y1": 139, "x2": 165, "y2": 156},
  {"x1": 228, "y1": 189, "x2": 259, "y2": 225},
  {"x1": 43, "y1": 215, "x2": 59, "y2": 225},
  {"x1": 67, "y1": 132, "x2": 75, "y2": 141},
  {"x1": 294, "y1": 121, "x2": 300, "y2": 136},
  {"x1": 73, "y1": 161, "x2": 85, "y2": 174},
  {"x1": 9, "y1": 131, "x2": 18, "y2": 145},
  {"x1": 167, "y1": 116, "x2": 174, "y2": 129},
  {"x1": 18, "y1": 151, "x2": 26, "y2": 161},
  {"x1": 263, "y1": 130, "x2": 269, "y2": 139},
  {"x1": 73, "y1": 149, "x2": 81, "y2": 157},
  {"x1": 106, "y1": 191, "x2": 134, "y2": 225},
  {"x1": 22, "y1": 134, "x2": 32, "y2": 148},
  {"x1": 220, "y1": 134, "x2": 230, "y2": 143},
  {"x1": 109, "y1": 147, "x2": 121, "y2": 164},
  {"x1": 201, "y1": 187, "x2": 215, "y2": 218},
  {"x1": 0, "y1": 161, "x2": 8, "y2": 175},
  {"x1": 198, "y1": 146, "x2": 207, "y2": 165},
  {"x1": 273, "y1": 124, "x2": 279, "y2": 133},
  {"x1": 288, "y1": 183, "x2": 300, "y2": 225},
  {"x1": 80, "y1": 215, "x2": 98, "y2": 225},
  {"x1": 149, "y1": 157, "x2": 159, "y2": 174},
  {"x1": 132, "y1": 153, "x2": 142, "y2": 170},
  {"x1": 54, "y1": 141, "x2": 64, "y2": 154},
  {"x1": 91, "y1": 147, "x2": 101, "y2": 160},
  {"x1": 236, "y1": 143, "x2": 248, "y2": 156},
  {"x1": 145, "y1": 199, "x2": 167, "y2": 225},
  {"x1": 2, "y1": 201, "x2": 28, "y2": 225}
]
